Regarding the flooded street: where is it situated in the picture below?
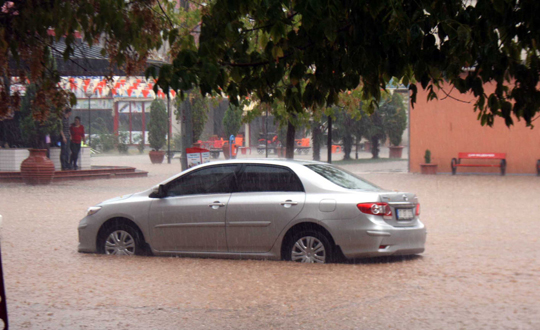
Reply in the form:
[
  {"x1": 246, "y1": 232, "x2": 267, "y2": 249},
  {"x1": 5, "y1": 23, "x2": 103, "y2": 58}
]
[{"x1": 1, "y1": 156, "x2": 539, "y2": 329}]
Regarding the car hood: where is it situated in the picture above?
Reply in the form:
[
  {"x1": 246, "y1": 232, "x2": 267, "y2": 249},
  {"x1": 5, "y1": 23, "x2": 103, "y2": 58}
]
[{"x1": 99, "y1": 194, "x2": 134, "y2": 205}]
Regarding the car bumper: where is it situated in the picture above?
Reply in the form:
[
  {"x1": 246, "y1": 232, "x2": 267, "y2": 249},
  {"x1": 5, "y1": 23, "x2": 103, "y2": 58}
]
[
  {"x1": 326, "y1": 219, "x2": 427, "y2": 259},
  {"x1": 77, "y1": 216, "x2": 99, "y2": 253}
]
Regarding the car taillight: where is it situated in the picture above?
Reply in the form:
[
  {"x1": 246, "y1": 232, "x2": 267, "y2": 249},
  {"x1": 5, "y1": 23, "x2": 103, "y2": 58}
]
[
  {"x1": 357, "y1": 203, "x2": 392, "y2": 216},
  {"x1": 415, "y1": 203, "x2": 420, "y2": 216}
]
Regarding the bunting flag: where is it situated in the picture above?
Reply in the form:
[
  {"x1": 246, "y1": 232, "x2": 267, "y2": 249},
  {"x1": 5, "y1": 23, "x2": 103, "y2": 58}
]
[{"x1": 58, "y1": 76, "x2": 171, "y2": 101}]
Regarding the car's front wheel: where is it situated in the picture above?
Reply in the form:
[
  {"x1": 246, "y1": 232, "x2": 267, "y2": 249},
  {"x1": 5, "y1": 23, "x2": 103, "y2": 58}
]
[
  {"x1": 286, "y1": 230, "x2": 333, "y2": 264},
  {"x1": 98, "y1": 224, "x2": 143, "y2": 256}
]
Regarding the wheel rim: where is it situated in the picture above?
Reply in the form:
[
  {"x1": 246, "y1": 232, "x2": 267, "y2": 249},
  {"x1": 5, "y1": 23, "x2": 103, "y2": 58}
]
[
  {"x1": 291, "y1": 236, "x2": 326, "y2": 263},
  {"x1": 105, "y1": 230, "x2": 136, "y2": 255}
]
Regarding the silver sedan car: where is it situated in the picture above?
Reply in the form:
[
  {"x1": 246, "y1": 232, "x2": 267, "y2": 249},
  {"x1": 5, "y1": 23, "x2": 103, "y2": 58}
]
[{"x1": 78, "y1": 160, "x2": 426, "y2": 263}]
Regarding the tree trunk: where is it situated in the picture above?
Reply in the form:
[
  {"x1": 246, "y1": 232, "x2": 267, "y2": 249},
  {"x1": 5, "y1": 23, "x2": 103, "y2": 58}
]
[
  {"x1": 327, "y1": 116, "x2": 332, "y2": 164},
  {"x1": 286, "y1": 119, "x2": 295, "y2": 159},
  {"x1": 343, "y1": 134, "x2": 352, "y2": 160},
  {"x1": 312, "y1": 124, "x2": 321, "y2": 161},
  {"x1": 371, "y1": 136, "x2": 380, "y2": 159},
  {"x1": 355, "y1": 135, "x2": 359, "y2": 159},
  {"x1": 180, "y1": 94, "x2": 191, "y2": 170}
]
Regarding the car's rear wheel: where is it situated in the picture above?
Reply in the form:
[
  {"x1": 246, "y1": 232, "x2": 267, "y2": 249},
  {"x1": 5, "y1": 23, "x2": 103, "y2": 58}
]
[
  {"x1": 98, "y1": 224, "x2": 142, "y2": 256},
  {"x1": 286, "y1": 230, "x2": 333, "y2": 264}
]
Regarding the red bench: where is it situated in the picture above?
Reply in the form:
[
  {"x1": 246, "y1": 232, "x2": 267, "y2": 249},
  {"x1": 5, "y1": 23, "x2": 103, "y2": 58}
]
[{"x1": 451, "y1": 153, "x2": 507, "y2": 176}]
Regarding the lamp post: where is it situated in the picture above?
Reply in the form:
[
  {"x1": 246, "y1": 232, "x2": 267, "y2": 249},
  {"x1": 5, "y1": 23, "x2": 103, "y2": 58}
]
[
  {"x1": 265, "y1": 104, "x2": 269, "y2": 158},
  {"x1": 85, "y1": 89, "x2": 92, "y2": 146},
  {"x1": 167, "y1": 93, "x2": 171, "y2": 164},
  {"x1": 327, "y1": 115, "x2": 332, "y2": 164}
]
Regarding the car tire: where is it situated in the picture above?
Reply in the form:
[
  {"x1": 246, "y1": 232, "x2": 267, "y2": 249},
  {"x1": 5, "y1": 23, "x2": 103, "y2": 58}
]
[
  {"x1": 97, "y1": 223, "x2": 143, "y2": 256},
  {"x1": 285, "y1": 230, "x2": 334, "y2": 264}
]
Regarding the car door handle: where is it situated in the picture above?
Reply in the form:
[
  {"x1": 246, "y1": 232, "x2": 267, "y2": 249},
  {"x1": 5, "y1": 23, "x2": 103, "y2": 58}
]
[
  {"x1": 209, "y1": 201, "x2": 225, "y2": 209},
  {"x1": 280, "y1": 200, "x2": 298, "y2": 206}
]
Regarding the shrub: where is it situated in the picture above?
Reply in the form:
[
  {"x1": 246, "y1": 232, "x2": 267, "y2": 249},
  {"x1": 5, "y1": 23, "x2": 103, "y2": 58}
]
[
  {"x1": 382, "y1": 93, "x2": 407, "y2": 147},
  {"x1": 90, "y1": 117, "x2": 116, "y2": 152},
  {"x1": 137, "y1": 136, "x2": 145, "y2": 154},
  {"x1": 117, "y1": 130, "x2": 129, "y2": 154},
  {"x1": 148, "y1": 99, "x2": 168, "y2": 151},
  {"x1": 424, "y1": 149, "x2": 431, "y2": 164},
  {"x1": 223, "y1": 104, "x2": 242, "y2": 139}
]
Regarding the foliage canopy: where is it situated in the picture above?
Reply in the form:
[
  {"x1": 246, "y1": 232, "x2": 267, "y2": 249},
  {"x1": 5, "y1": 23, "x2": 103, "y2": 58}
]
[
  {"x1": 154, "y1": 0, "x2": 540, "y2": 127},
  {"x1": 1, "y1": 0, "x2": 172, "y2": 120}
]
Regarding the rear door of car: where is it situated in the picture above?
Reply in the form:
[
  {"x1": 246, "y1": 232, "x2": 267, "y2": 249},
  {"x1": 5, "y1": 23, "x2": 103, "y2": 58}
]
[{"x1": 225, "y1": 164, "x2": 306, "y2": 253}]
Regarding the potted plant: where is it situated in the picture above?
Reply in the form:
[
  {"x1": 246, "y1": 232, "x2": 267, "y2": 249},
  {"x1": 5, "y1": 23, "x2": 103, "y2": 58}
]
[
  {"x1": 19, "y1": 84, "x2": 59, "y2": 185},
  {"x1": 385, "y1": 109, "x2": 407, "y2": 159},
  {"x1": 381, "y1": 93, "x2": 407, "y2": 159},
  {"x1": 148, "y1": 99, "x2": 168, "y2": 164},
  {"x1": 117, "y1": 129, "x2": 130, "y2": 154},
  {"x1": 222, "y1": 104, "x2": 242, "y2": 159},
  {"x1": 420, "y1": 149, "x2": 438, "y2": 174}
]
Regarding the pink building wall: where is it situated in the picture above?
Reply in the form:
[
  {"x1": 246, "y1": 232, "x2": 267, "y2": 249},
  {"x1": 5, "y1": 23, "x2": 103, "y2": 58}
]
[{"x1": 410, "y1": 82, "x2": 540, "y2": 174}]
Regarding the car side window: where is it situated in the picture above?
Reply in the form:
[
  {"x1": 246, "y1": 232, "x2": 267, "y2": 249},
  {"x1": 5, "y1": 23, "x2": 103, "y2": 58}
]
[
  {"x1": 166, "y1": 165, "x2": 237, "y2": 197},
  {"x1": 237, "y1": 165, "x2": 304, "y2": 192}
]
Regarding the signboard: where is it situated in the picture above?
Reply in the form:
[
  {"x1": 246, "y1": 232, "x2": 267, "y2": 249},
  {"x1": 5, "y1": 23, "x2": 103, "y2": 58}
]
[
  {"x1": 73, "y1": 98, "x2": 113, "y2": 110},
  {"x1": 186, "y1": 147, "x2": 210, "y2": 168}
]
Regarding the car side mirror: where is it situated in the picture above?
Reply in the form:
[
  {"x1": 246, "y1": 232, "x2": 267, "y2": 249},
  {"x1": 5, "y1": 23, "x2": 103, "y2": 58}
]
[{"x1": 150, "y1": 184, "x2": 168, "y2": 198}]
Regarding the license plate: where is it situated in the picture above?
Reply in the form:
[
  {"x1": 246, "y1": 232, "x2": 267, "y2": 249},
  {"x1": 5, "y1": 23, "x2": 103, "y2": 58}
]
[{"x1": 396, "y1": 208, "x2": 414, "y2": 220}]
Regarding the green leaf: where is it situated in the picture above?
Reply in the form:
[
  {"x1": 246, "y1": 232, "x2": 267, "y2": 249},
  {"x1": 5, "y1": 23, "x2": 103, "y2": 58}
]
[
  {"x1": 270, "y1": 21, "x2": 286, "y2": 43},
  {"x1": 324, "y1": 21, "x2": 337, "y2": 42},
  {"x1": 290, "y1": 64, "x2": 305, "y2": 86},
  {"x1": 259, "y1": 32, "x2": 269, "y2": 49},
  {"x1": 272, "y1": 46, "x2": 284, "y2": 60}
]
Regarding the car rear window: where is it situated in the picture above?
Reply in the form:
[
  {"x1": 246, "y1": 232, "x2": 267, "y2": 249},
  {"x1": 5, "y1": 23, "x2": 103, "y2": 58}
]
[
  {"x1": 305, "y1": 164, "x2": 380, "y2": 190},
  {"x1": 237, "y1": 165, "x2": 304, "y2": 192}
]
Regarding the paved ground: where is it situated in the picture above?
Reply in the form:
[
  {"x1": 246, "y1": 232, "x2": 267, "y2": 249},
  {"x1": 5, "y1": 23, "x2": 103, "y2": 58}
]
[{"x1": 0, "y1": 153, "x2": 539, "y2": 330}]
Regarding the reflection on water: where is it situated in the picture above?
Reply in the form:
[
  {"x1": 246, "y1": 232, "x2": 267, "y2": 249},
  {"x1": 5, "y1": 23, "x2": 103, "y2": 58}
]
[{"x1": 1, "y1": 163, "x2": 539, "y2": 329}]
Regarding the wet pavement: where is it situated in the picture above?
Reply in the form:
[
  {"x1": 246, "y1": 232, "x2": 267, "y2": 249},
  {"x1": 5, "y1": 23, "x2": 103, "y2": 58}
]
[{"x1": 0, "y1": 154, "x2": 539, "y2": 329}]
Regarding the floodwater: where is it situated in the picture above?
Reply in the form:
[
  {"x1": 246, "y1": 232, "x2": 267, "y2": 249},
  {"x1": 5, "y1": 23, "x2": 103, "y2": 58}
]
[{"x1": 0, "y1": 155, "x2": 539, "y2": 329}]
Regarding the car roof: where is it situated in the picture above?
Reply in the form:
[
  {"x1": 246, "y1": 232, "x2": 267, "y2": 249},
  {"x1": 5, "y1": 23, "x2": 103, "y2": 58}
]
[
  {"x1": 155, "y1": 159, "x2": 339, "y2": 188},
  {"x1": 198, "y1": 159, "x2": 331, "y2": 167}
]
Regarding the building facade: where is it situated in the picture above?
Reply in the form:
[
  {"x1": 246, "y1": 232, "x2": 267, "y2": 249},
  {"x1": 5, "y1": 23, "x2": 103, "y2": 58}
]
[{"x1": 410, "y1": 81, "x2": 540, "y2": 174}]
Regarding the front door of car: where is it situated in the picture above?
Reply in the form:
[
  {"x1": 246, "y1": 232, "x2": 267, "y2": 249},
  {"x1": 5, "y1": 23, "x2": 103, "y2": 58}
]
[
  {"x1": 148, "y1": 165, "x2": 238, "y2": 252},
  {"x1": 226, "y1": 164, "x2": 306, "y2": 253}
]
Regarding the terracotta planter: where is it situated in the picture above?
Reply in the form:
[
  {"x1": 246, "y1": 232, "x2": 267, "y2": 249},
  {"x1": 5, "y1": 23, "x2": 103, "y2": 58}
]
[
  {"x1": 20, "y1": 149, "x2": 55, "y2": 185},
  {"x1": 389, "y1": 146, "x2": 404, "y2": 159},
  {"x1": 276, "y1": 147, "x2": 285, "y2": 158},
  {"x1": 222, "y1": 143, "x2": 230, "y2": 159},
  {"x1": 420, "y1": 164, "x2": 438, "y2": 175},
  {"x1": 149, "y1": 150, "x2": 165, "y2": 164},
  {"x1": 364, "y1": 141, "x2": 371, "y2": 152},
  {"x1": 222, "y1": 143, "x2": 237, "y2": 160}
]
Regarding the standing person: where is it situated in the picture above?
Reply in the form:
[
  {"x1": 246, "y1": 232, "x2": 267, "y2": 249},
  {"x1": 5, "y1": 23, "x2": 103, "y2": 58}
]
[
  {"x1": 60, "y1": 108, "x2": 72, "y2": 170},
  {"x1": 69, "y1": 116, "x2": 86, "y2": 170}
]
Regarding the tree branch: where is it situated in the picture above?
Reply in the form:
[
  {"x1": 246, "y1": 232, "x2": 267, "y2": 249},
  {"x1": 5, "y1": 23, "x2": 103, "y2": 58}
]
[
  {"x1": 242, "y1": 12, "x2": 299, "y2": 33},
  {"x1": 219, "y1": 40, "x2": 315, "y2": 68},
  {"x1": 156, "y1": 0, "x2": 174, "y2": 28},
  {"x1": 440, "y1": 86, "x2": 471, "y2": 103},
  {"x1": 33, "y1": 35, "x2": 90, "y2": 73}
]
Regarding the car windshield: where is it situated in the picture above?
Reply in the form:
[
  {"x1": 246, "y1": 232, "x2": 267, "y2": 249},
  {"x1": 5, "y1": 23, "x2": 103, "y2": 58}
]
[{"x1": 305, "y1": 164, "x2": 381, "y2": 190}]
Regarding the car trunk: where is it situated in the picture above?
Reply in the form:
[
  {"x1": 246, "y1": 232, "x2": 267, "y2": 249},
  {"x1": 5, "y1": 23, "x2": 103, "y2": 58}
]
[{"x1": 378, "y1": 192, "x2": 419, "y2": 227}]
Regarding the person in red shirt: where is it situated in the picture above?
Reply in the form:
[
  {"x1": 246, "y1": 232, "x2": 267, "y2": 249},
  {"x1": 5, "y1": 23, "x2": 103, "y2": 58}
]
[{"x1": 69, "y1": 116, "x2": 86, "y2": 170}]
